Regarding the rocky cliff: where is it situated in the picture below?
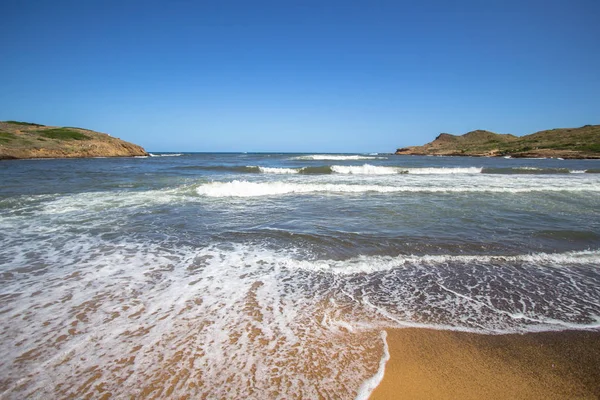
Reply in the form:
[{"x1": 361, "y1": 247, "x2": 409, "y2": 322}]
[
  {"x1": 0, "y1": 121, "x2": 148, "y2": 160},
  {"x1": 395, "y1": 125, "x2": 600, "y2": 159}
]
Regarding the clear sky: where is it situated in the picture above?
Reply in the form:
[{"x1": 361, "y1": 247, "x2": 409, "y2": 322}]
[{"x1": 1, "y1": 0, "x2": 599, "y2": 152}]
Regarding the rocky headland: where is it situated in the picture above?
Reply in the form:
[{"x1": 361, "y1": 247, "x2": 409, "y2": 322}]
[
  {"x1": 395, "y1": 125, "x2": 600, "y2": 159},
  {"x1": 0, "y1": 121, "x2": 148, "y2": 160}
]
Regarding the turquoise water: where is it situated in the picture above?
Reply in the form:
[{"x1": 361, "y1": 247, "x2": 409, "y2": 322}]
[{"x1": 1, "y1": 153, "x2": 600, "y2": 398}]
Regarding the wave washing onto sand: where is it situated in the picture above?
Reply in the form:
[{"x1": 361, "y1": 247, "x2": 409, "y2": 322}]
[
  {"x1": 195, "y1": 180, "x2": 600, "y2": 197},
  {"x1": 355, "y1": 331, "x2": 390, "y2": 400},
  {"x1": 1, "y1": 213, "x2": 600, "y2": 399},
  {"x1": 3, "y1": 152, "x2": 600, "y2": 399},
  {"x1": 0, "y1": 237, "x2": 386, "y2": 399}
]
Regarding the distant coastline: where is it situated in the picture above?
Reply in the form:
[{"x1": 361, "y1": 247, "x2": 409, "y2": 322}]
[
  {"x1": 0, "y1": 121, "x2": 148, "y2": 160},
  {"x1": 395, "y1": 125, "x2": 600, "y2": 159}
]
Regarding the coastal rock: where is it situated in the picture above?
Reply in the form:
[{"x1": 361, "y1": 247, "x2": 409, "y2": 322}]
[
  {"x1": 0, "y1": 121, "x2": 148, "y2": 160},
  {"x1": 395, "y1": 125, "x2": 600, "y2": 159}
]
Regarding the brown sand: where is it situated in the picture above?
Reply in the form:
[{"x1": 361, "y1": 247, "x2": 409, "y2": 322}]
[{"x1": 370, "y1": 328, "x2": 600, "y2": 400}]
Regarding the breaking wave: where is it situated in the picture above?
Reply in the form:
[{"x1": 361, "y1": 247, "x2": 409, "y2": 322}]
[
  {"x1": 403, "y1": 167, "x2": 482, "y2": 174},
  {"x1": 195, "y1": 180, "x2": 600, "y2": 197},
  {"x1": 482, "y1": 167, "x2": 589, "y2": 174},
  {"x1": 258, "y1": 165, "x2": 482, "y2": 175},
  {"x1": 3, "y1": 152, "x2": 600, "y2": 400},
  {"x1": 172, "y1": 165, "x2": 596, "y2": 176},
  {"x1": 331, "y1": 165, "x2": 401, "y2": 175},
  {"x1": 291, "y1": 154, "x2": 386, "y2": 161},
  {"x1": 256, "y1": 166, "x2": 299, "y2": 174},
  {"x1": 149, "y1": 153, "x2": 183, "y2": 157}
]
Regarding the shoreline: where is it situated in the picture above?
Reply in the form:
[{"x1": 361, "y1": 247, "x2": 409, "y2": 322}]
[
  {"x1": 393, "y1": 152, "x2": 600, "y2": 159},
  {"x1": 369, "y1": 328, "x2": 600, "y2": 399},
  {"x1": 0, "y1": 154, "x2": 150, "y2": 161}
]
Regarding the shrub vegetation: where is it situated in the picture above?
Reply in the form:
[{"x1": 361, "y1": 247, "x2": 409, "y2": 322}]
[
  {"x1": 6, "y1": 121, "x2": 45, "y2": 127},
  {"x1": 39, "y1": 128, "x2": 90, "y2": 141},
  {"x1": 0, "y1": 131, "x2": 16, "y2": 143}
]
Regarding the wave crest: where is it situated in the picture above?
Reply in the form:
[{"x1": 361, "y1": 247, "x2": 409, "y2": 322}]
[
  {"x1": 291, "y1": 155, "x2": 386, "y2": 161},
  {"x1": 256, "y1": 166, "x2": 299, "y2": 174},
  {"x1": 149, "y1": 153, "x2": 183, "y2": 157},
  {"x1": 331, "y1": 165, "x2": 402, "y2": 175},
  {"x1": 195, "y1": 180, "x2": 600, "y2": 197}
]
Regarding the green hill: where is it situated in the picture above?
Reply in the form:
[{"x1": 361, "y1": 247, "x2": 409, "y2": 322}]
[
  {"x1": 395, "y1": 125, "x2": 600, "y2": 158},
  {"x1": 0, "y1": 121, "x2": 148, "y2": 159}
]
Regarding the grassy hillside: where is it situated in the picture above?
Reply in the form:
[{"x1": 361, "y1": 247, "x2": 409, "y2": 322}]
[
  {"x1": 395, "y1": 125, "x2": 600, "y2": 158},
  {"x1": 0, "y1": 121, "x2": 148, "y2": 159}
]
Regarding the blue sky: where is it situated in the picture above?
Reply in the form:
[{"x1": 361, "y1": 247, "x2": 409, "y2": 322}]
[{"x1": 1, "y1": 0, "x2": 599, "y2": 152}]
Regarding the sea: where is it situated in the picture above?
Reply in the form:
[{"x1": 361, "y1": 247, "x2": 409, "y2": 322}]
[{"x1": 1, "y1": 153, "x2": 600, "y2": 399}]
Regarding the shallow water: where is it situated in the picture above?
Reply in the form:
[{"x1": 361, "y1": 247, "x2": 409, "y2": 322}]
[{"x1": 1, "y1": 153, "x2": 599, "y2": 398}]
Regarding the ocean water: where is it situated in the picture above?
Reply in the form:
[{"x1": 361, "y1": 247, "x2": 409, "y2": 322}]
[{"x1": 1, "y1": 153, "x2": 600, "y2": 398}]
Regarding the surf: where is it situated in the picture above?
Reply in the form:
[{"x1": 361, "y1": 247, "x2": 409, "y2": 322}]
[{"x1": 195, "y1": 180, "x2": 600, "y2": 197}]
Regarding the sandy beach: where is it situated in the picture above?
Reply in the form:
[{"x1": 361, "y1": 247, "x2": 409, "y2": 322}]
[
  {"x1": 370, "y1": 328, "x2": 600, "y2": 399},
  {"x1": 2, "y1": 153, "x2": 600, "y2": 399}
]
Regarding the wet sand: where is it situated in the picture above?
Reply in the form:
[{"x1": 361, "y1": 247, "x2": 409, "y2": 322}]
[{"x1": 370, "y1": 328, "x2": 600, "y2": 400}]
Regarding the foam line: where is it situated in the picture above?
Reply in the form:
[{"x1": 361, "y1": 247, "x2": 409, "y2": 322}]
[
  {"x1": 331, "y1": 165, "x2": 401, "y2": 175},
  {"x1": 195, "y1": 180, "x2": 600, "y2": 197},
  {"x1": 257, "y1": 166, "x2": 299, "y2": 174},
  {"x1": 403, "y1": 167, "x2": 483, "y2": 174},
  {"x1": 355, "y1": 331, "x2": 390, "y2": 400},
  {"x1": 288, "y1": 250, "x2": 600, "y2": 275},
  {"x1": 292, "y1": 155, "x2": 386, "y2": 160}
]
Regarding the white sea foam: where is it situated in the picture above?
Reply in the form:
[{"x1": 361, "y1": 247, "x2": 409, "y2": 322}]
[
  {"x1": 149, "y1": 153, "x2": 183, "y2": 157},
  {"x1": 331, "y1": 164, "x2": 401, "y2": 175},
  {"x1": 0, "y1": 238, "x2": 384, "y2": 399},
  {"x1": 328, "y1": 165, "x2": 484, "y2": 175},
  {"x1": 195, "y1": 180, "x2": 600, "y2": 197},
  {"x1": 38, "y1": 187, "x2": 188, "y2": 215},
  {"x1": 405, "y1": 167, "x2": 483, "y2": 174},
  {"x1": 257, "y1": 165, "x2": 482, "y2": 175},
  {"x1": 292, "y1": 154, "x2": 385, "y2": 160},
  {"x1": 355, "y1": 331, "x2": 390, "y2": 400},
  {"x1": 287, "y1": 249, "x2": 600, "y2": 275},
  {"x1": 2, "y1": 212, "x2": 600, "y2": 399},
  {"x1": 257, "y1": 166, "x2": 300, "y2": 174},
  {"x1": 3, "y1": 154, "x2": 600, "y2": 399},
  {"x1": 507, "y1": 167, "x2": 588, "y2": 174}
]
